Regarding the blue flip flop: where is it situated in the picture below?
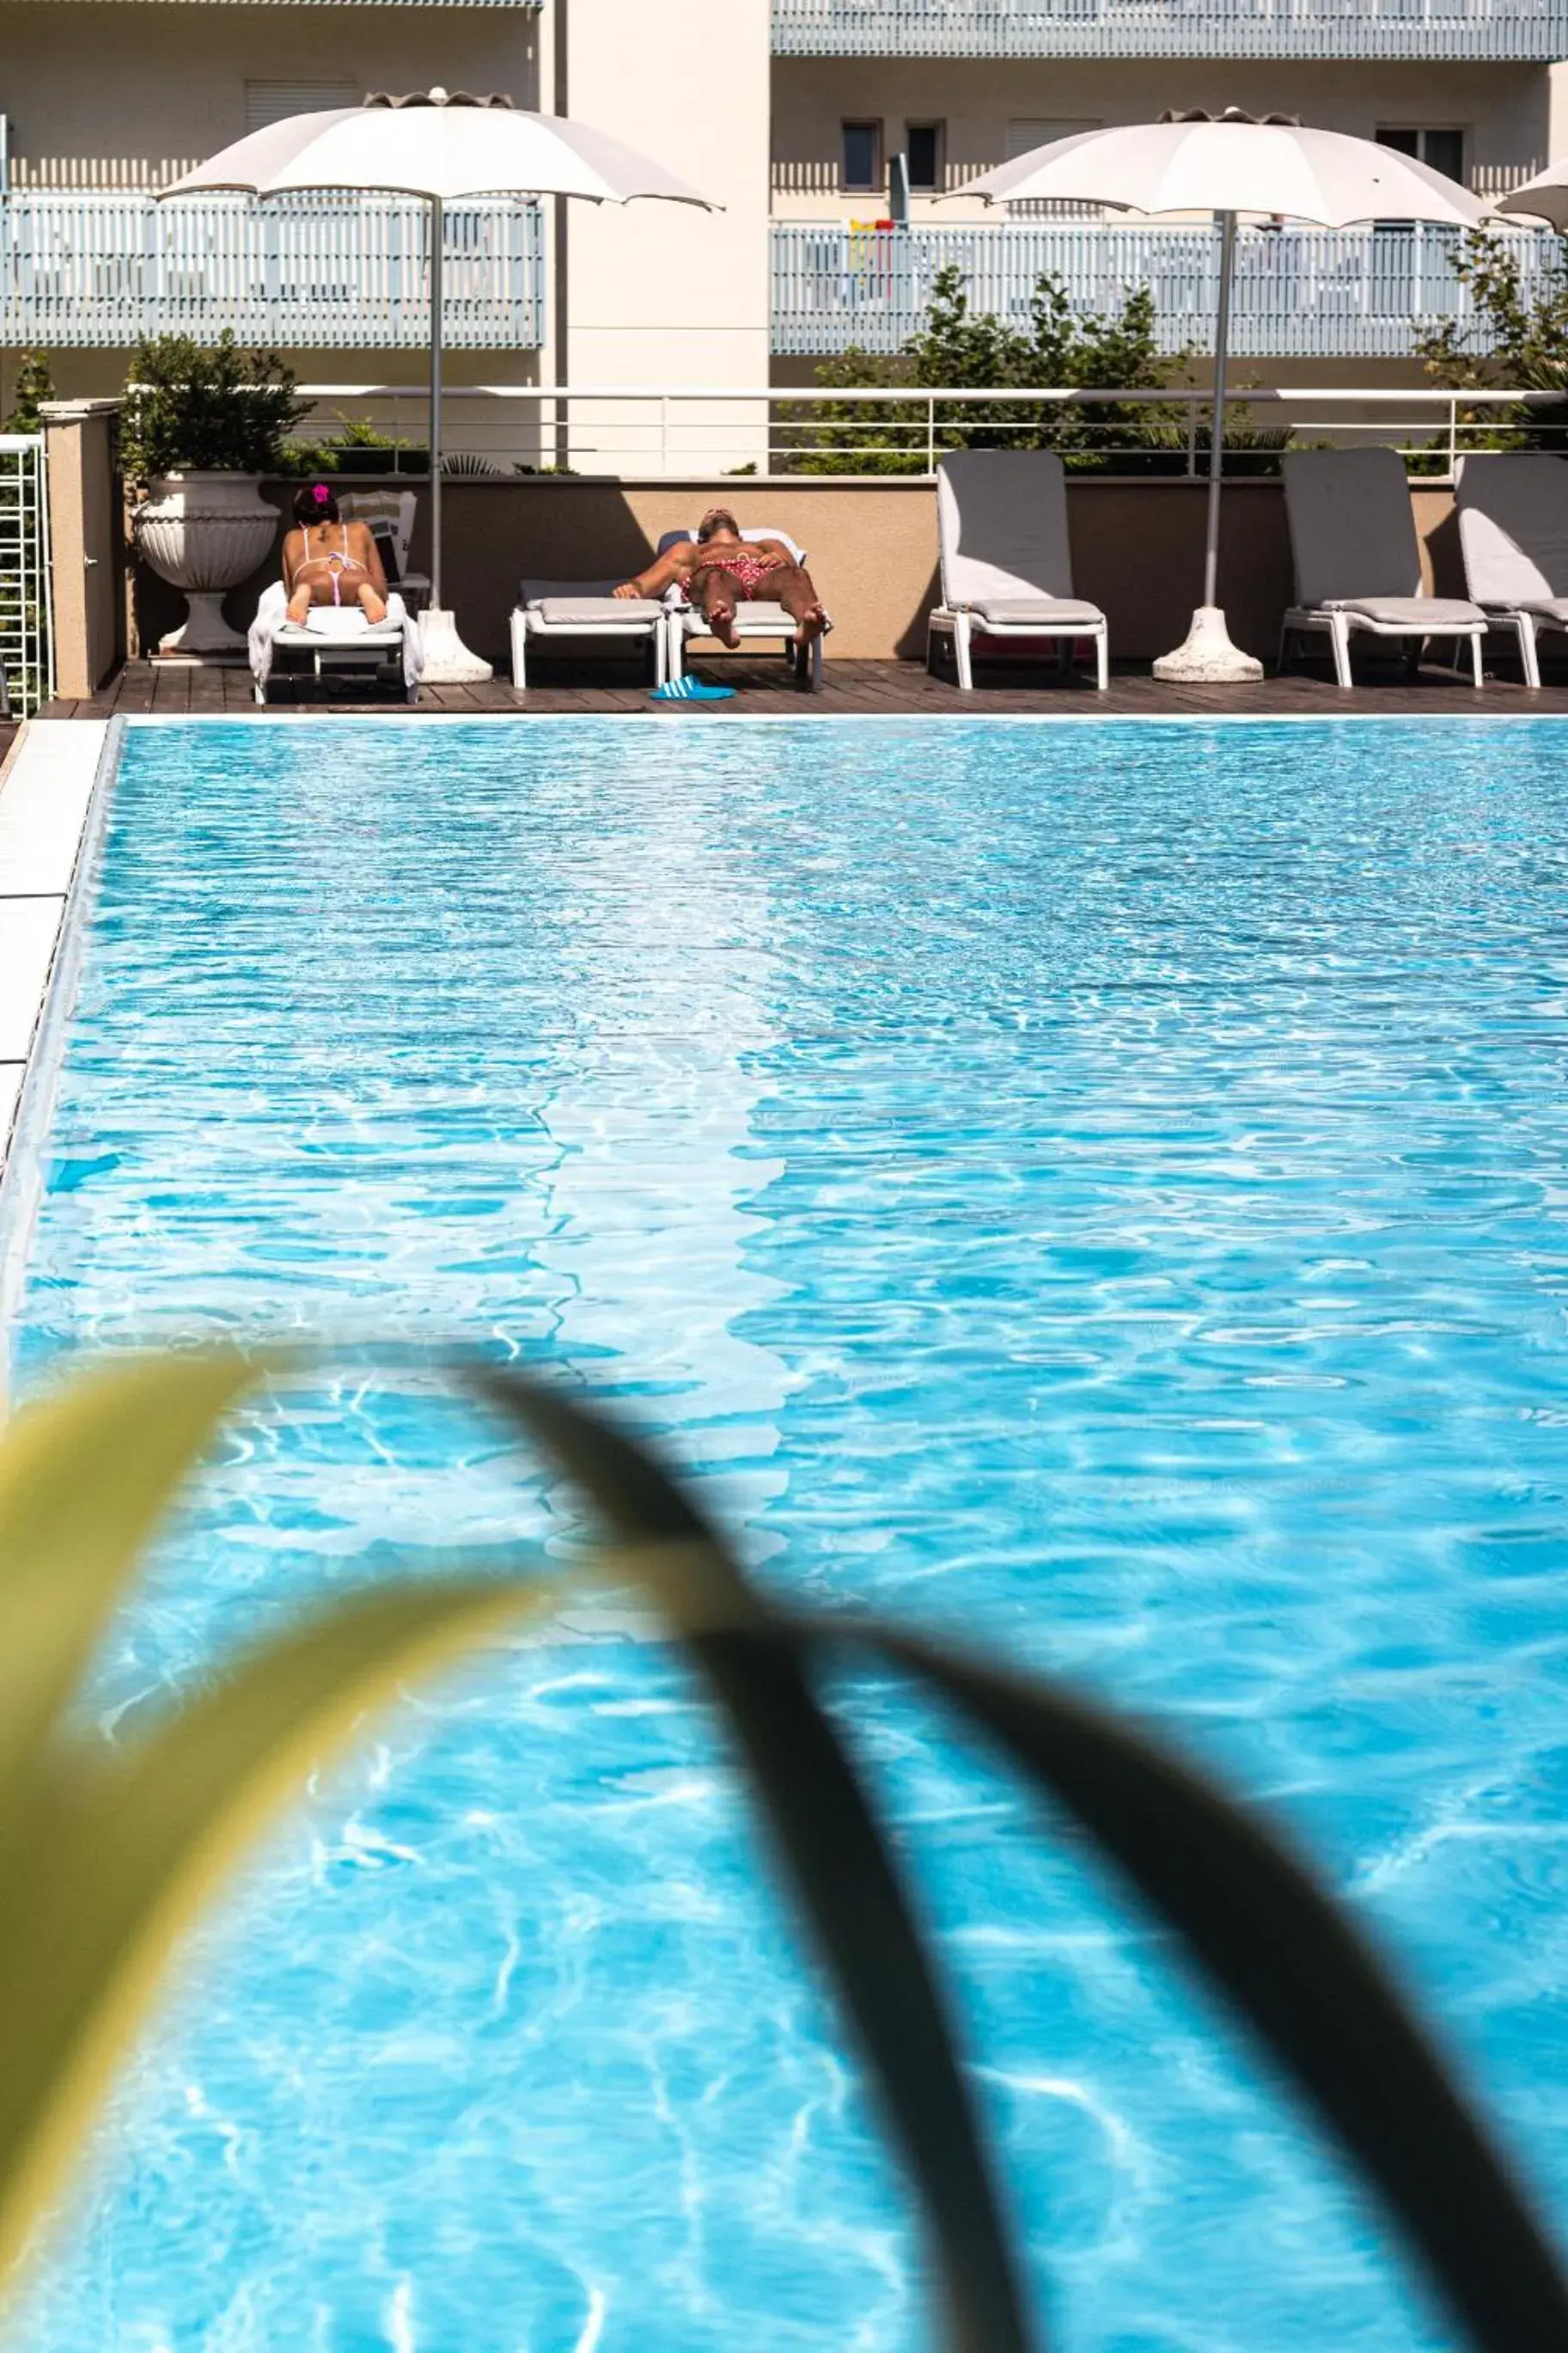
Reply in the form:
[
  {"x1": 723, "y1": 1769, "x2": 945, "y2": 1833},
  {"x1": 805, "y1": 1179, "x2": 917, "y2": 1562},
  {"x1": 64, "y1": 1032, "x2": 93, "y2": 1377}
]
[{"x1": 650, "y1": 675, "x2": 735, "y2": 702}]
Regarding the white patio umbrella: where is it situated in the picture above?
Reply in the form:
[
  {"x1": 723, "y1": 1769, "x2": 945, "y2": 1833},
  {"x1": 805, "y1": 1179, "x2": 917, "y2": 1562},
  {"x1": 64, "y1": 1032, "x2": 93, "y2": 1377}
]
[
  {"x1": 161, "y1": 93, "x2": 717, "y2": 681},
  {"x1": 939, "y1": 112, "x2": 1486, "y2": 681},
  {"x1": 1491, "y1": 161, "x2": 1568, "y2": 230}
]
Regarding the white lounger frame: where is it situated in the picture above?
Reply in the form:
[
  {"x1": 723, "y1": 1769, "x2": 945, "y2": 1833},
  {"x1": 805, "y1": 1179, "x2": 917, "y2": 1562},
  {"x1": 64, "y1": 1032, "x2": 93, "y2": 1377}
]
[
  {"x1": 926, "y1": 451, "x2": 1109, "y2": 693},
  {"x1": 509, "y1": 595, "x2": 668, "y2": 691},
  {"x1": 927, "y1": 605, "x2": 1108, "y2": 693},
  {"x1": 1279, "y1": 449, "x2": 1492, "y2": 691},
  {"x1": 1454, "y1": 452, "x2": 1568, "y2": 690},
  {"x1": 1278, "y1": 604, "x2": 1486, "y2": 690},
  {"x1": 260, "y1": 620, "x2": 416, "y2": 705}
]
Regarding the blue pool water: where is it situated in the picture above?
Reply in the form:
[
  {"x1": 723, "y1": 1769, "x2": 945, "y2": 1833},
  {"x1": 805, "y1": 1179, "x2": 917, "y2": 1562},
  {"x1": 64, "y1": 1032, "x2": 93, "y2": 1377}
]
[{"x1": 11, "y1": 714, "x2": 1568, "y2": 2352}]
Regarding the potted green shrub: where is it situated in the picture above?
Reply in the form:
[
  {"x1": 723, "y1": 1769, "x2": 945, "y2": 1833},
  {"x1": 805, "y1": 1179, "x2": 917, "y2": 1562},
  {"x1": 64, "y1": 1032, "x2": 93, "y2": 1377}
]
[{"x1": 124, "y1": 334, "x2": 306, "y2": 657}]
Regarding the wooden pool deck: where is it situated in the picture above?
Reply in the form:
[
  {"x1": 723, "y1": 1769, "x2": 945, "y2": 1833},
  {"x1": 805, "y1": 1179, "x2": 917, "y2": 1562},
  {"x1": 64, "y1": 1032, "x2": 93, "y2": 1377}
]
[{"x1": 30, "y1": 653, "x2": 1568, "y2": 722}]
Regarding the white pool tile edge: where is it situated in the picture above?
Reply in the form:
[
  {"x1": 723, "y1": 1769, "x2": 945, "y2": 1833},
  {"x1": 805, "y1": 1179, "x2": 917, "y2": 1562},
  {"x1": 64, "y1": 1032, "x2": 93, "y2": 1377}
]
[
  {"x1": 113, "y1": 709, "x2": 1568, "y2": 728},
  {"x1": 0, "y1": 718, "x2": 120, "y2": 1372}
]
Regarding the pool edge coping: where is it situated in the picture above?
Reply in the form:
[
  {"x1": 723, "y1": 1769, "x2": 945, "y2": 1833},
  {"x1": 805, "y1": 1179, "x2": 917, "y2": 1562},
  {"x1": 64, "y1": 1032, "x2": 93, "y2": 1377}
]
[{"x1": 0, "y1": 715, "x2": 124, "y2": 1387}]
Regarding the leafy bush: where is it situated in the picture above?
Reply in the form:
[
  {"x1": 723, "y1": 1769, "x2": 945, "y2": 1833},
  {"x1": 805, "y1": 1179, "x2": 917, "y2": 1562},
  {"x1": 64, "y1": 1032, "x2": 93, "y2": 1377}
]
[
  {"x1": 1414, "y1": 229, "x2": 1568, "y2": 455},
  {"x1": 781, "y1": 264, "x2": 1191, "y2": 474},
  {"x1": 3, "y1": 353, "x2": 55, "y2": 437},
  {"x1": 119, "y1": 333, "x2": 308, "y2": 487}
]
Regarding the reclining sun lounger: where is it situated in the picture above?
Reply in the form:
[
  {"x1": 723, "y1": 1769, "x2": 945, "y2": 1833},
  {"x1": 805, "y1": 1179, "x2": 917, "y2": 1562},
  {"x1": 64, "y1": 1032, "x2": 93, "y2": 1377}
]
[
  {"x1": 927, "y1": 450, "x2": 1108, "y2": 692},
  {"x1": 250, "y1": 583, "x2": 422, "y2": 706},
  {"x1": 339, "y1": 490, "x2": 430, "y2": 615},
  {"x1": 1455, "y1": 452, "x2": 1568, "y2": 690},
  {"x1": 1280, "y1": 448, "x2": 1488, "y2": 689},
  {"x1": 509, "y1": 579, "x2": 668, "y2": 689},
  {"x1": 662, "y1": 527, "x2": 832, "y2": 692}
]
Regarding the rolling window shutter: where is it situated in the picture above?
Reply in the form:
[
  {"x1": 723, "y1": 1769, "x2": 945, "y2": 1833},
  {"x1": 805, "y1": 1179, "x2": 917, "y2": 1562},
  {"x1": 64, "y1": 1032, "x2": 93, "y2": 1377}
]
[{"x1": 245, "y1": 82, "x2": 359, "y2": 135}]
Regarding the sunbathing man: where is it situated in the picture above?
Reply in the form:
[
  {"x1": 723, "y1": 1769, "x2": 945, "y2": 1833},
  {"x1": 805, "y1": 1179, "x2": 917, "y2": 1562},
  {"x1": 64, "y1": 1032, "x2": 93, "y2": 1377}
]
[
  {"x1": 282, "y1": 483, "x2": 389, "y2": 626},
  {"x1": 613, "y1": 508, "x2": 827, "y2": 651}
]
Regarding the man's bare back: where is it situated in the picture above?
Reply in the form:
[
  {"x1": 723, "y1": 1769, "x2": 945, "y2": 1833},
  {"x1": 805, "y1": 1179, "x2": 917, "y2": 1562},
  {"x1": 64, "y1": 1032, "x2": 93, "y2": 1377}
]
[{"x1": 613, "y1": 506, "x2": 827, "y2": 650}]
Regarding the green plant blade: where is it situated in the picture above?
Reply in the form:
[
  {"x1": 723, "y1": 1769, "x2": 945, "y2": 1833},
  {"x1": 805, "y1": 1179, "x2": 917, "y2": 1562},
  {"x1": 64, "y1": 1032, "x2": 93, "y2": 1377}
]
[
  {"x1": 0, "y1": 1568, "x2": 554, "y2": 2289},
  {"x1": 856, "y1": 1620, "x2": 1568, "y2": 2353},
  {"x1": 0, "y1": 1349, "x2": 266, "y2": 1802},
  {"x1": 470, "y1": 1372, "x2": 1038, "y2": 2353}
]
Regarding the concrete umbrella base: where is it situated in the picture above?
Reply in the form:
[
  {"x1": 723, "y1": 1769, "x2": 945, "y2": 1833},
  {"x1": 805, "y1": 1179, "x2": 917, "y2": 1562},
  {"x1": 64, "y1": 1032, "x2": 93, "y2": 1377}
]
[
  {"x1": 418, "y1": 607, "x2": 493, "y2": 684},
  {"x1": 1153, "y1": 604, "x2": 1264, "y2": 684}
]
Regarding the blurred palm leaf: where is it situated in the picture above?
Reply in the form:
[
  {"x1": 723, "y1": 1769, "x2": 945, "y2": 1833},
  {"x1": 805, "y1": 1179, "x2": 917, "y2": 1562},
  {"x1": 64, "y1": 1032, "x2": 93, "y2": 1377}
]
[
  {"x1": 0, "y1": 1353, "x2": 561, "y2": 2289},
  {"x1": 0, "y1": 1348, "x2": 1565, "y2": 2353},
  {"x1": 469, "y1": 1370, "x2": 1035, "y2": 2353},
  {"x1": 477, "y1": 1372, "x2": 1568, "y2": 2353}
]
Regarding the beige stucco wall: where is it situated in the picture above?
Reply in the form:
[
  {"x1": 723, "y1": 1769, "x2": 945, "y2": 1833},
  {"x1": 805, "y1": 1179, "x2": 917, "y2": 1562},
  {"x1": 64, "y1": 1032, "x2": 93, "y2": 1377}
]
[
  {"x1": 124, "y1": 470, "x2": 1466, "y2": 673},
  {"x1": 0, "y1": 3, "x2": 541, "y2": 183},
  {"x1": 771, "y1": 57, "x2": 1553, "y2": 217},
  {"x1": 555, "y1": 0, "x2": 772, "y2": 468},
  {"x1": 43, "y1": 399, "x2": 122, "y2": 694}
]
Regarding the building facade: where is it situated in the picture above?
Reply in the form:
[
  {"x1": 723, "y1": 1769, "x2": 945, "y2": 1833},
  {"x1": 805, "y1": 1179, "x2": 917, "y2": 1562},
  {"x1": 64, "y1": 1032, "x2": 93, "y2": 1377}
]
[{"x1": 0, "y1": 0, "x2": 1565, "y2": 445}]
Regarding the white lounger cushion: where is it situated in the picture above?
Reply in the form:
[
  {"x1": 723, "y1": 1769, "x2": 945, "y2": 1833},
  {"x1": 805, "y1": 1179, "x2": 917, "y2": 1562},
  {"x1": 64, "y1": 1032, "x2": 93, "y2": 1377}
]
[
  {"x1": 1456, "y1": 455, "x2": 1568, "y2": 608},
  {"x1": 963, "y1": 596, "x2": 1104, "y2": 626},
  {"x1": 1322, "y1": 596, "x2": 1485, "y2": 628},
  {"x1": 1284, "y1": 448, "x2": 1424, "y2": 602},
  {"x1": 532, "y1": 598, "x2": 663, "y2": 624},
  {"x1": 937, "y1": 449, "x2": 1083, "y2": 605}
]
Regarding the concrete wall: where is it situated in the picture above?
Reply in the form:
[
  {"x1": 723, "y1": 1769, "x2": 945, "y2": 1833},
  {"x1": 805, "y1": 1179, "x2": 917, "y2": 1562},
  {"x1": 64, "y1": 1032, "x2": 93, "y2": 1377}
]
[
  {"x1": 771, "y1": 57, "x2": 1552, "y2": 218},
  {"x1": 43, "y1": 400, "x2": 122, "y2": 695},
  {"x1": 121, "y1": 469, "x2": 1466, "y2": 675}
]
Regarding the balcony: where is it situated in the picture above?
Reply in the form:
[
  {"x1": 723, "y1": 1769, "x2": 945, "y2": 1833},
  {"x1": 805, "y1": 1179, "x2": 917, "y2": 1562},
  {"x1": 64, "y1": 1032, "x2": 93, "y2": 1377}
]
[
  {"x1": 772, "y1": 220, "x2": 1565, "y2": 358},
  {"x1": 0, "y1": 192, "x2": 545, "y2": 348},
  {"x1": 771, "y1": 0, "x2": 1568, "y2": 56}
]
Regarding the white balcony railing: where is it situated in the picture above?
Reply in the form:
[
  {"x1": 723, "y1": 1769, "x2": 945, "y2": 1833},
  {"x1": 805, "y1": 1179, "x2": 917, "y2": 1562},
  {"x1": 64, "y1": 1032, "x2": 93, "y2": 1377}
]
[
  {"x1": 0, "y1": 192, "x2": 546, "y2": 349},
  {"x1": 772, "y1": 221, "x2": 1567, "y2": 359},
  {"x1": 772, "y1": 0, "x2": 1568, "y2": 54}
]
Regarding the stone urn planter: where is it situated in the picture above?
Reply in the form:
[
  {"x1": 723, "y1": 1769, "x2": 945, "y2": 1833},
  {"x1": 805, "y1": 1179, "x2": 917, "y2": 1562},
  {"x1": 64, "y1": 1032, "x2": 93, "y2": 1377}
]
[{"x1": 133, "y1": 471, "x2": 279, "y2": 658}]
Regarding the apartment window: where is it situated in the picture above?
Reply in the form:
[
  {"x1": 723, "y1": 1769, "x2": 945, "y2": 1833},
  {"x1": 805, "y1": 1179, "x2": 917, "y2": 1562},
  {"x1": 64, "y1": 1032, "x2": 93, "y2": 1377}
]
[
  {"x1": 906, "y1": 121, "x2": 944, "y2": 193},
  {"x1": 841, "y1": 119, "x2": 882, "y2": 193},
  {"x1": 1376, "y1": 125, "x2": 1466, "y2": 185},
  {"x1": 245, "y1": 81, "x2": 359, "y2": 135}
]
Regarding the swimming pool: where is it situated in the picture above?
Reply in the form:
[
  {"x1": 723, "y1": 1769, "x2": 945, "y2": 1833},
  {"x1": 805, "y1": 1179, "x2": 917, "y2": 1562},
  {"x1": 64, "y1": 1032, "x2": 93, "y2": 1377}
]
[{"x1": 11, "y1": 713, "x2": 1568, "y2": 2351}]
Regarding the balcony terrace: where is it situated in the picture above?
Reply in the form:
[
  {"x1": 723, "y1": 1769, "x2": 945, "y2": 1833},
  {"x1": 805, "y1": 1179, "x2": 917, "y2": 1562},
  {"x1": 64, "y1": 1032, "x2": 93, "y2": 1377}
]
[
  {"x1": 0, "y1": 192, "x2": 545, "y2": 348},
  {"x1": 772, "y1": 220, "x2": 1566, "y2": 358},
  {"x1": 771, "y1": 0, "x2": 1568, "y2": 56}
]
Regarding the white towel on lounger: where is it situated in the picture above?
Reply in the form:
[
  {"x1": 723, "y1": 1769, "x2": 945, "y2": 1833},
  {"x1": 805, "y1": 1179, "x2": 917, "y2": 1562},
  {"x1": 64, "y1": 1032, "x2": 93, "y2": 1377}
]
[{"x1": 248, "y1": 581, "x2": 423, "y2": 692}]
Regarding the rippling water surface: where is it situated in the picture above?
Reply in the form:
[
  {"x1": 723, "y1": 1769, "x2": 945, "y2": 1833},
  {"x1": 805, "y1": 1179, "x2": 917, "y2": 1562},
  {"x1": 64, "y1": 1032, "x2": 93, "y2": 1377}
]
[{"x1": 12, "y1": 715, "x2": 1568, "y2": 2352}]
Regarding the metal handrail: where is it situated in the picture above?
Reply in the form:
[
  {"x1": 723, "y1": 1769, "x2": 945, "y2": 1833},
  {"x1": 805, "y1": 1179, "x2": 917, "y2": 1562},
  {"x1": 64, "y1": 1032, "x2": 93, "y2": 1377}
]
[{"x1": 245, "y1": 380, "x2": 1568, "y2": 483}]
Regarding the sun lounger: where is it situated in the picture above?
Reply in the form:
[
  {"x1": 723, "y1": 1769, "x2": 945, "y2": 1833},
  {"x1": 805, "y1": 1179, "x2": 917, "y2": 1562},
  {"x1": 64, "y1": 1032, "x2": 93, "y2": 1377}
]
[
  {"x1": 250, "y1": 582, "x2": 422, "y2": 705},
  {"x1": 1455, "y1": 453, "x2": 1568, "y2": 690},
  {"x1": 339, "y1": 490, "x2": 430, "y2": 615},
  {"x1": 927, "y1": 450, "x2": 1108, "y2": 692},
  {"x1": 1280, "y1": 448, "x2": 1488, "y2": 688},
  {"x1": 509, "y1": 579, "x2": 669, "y2": 689},
  {"x1": 662, "y1": 528, "x2": 832, "y2": 692}
]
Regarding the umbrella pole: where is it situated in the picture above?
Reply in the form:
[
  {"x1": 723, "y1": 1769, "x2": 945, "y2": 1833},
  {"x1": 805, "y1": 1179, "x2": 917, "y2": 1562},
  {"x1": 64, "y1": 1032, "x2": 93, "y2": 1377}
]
[
  {"x1": 1202, "y1": 205, "x2": 1235, "y2": 609},
  {"x1": 418, "y1": 193, "x2": 493, "y2": 683},
  {"x1": 430, "y1": 195, "x2": 443, "y2": 612},
  {"x1": 1152, "y1": 204, "x2": 1262, "y2": 684}
]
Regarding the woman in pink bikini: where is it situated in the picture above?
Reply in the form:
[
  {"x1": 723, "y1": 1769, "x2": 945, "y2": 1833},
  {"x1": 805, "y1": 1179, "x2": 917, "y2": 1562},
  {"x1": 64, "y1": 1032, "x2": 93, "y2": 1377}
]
[
  {"x1": 613, "y1": 507, "x2": 827, "y2": 651},
  {"x1": 281, "y1": 483, "x2": 389, "y2": 626}
]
